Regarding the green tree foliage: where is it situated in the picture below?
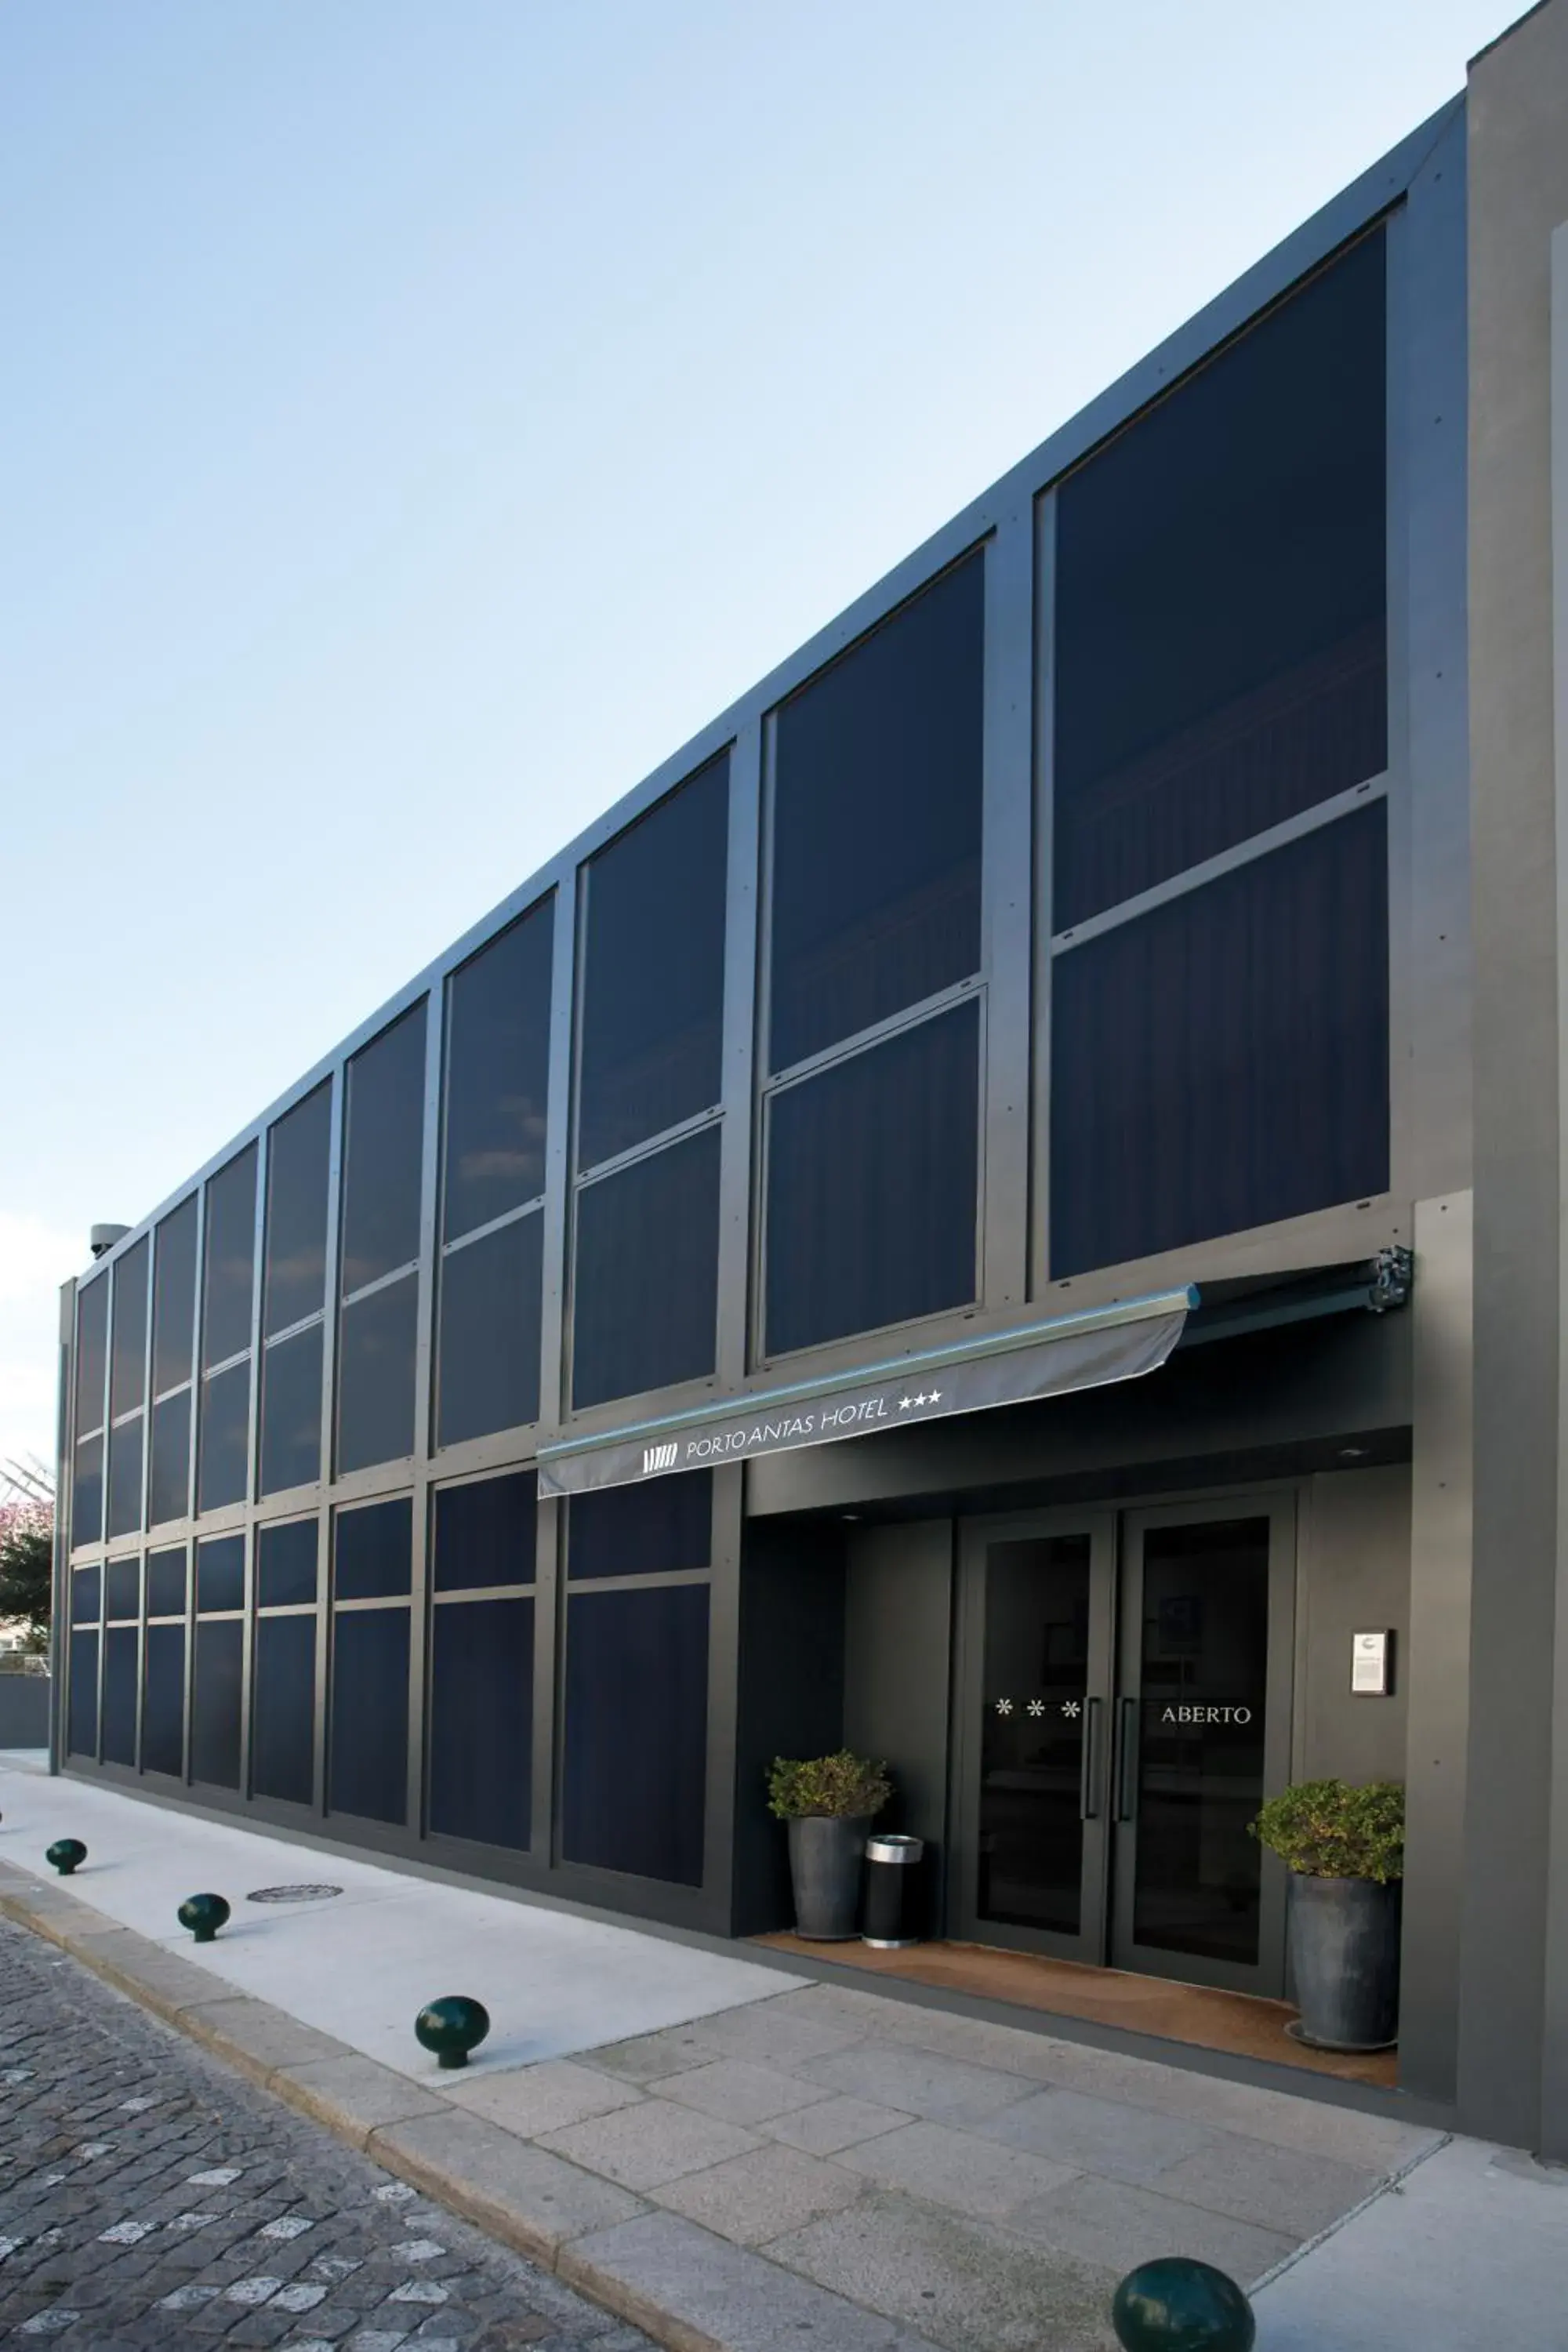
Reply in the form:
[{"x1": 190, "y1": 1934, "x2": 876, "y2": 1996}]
[{"x1": 0, "y1": 1465, "x2": 54, "y2": 1654}]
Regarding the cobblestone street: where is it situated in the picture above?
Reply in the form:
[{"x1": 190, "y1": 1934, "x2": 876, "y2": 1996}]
[{"x1": 0, "y1": 1916, "x2": 653, "y2": 2352}]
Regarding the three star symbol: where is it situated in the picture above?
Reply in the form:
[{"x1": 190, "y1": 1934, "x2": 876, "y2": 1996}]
[{"x1": 897, "y1": 1389, "x2": 943, "y2": 1410}]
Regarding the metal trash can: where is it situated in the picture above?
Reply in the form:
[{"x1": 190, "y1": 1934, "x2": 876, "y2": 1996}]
[{"x1": 862, "y1": 1834, "x2": 924, "y2": 1947}]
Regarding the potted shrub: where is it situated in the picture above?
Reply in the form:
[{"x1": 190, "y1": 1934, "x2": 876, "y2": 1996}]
[
  {"x1": 1250, "y1": 1779, "x2": 1404, "y2": 2051},
  {"x1": 768, "y1": 1751, "x2": 892, "y2": 1940}
]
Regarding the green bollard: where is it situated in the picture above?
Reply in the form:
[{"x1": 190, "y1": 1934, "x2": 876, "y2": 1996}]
[
  {"x1": 414, "y1": 1996, "x2": 491, "y2": 2069},
  {"x1": 45, "y1": 1839, "x2": 87, "y2": 1876},
  {"x1": 177, "y1": 1893, "x2": 231, "y2": 1944},
  {"x1": 1111, "y1": 2257, "x2": 1255, "y2": 2351}
]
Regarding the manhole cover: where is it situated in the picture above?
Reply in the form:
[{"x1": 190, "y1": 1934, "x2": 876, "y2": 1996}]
[{"x1": 245, "y1": 1884, "x2": 344, "y2": 1904}]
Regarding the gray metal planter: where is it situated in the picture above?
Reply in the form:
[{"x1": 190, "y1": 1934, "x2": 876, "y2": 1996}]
[
  {"x1": 1287, "y1": 1874, "x2": 1401, "y2": 2051},
  {"x1": 787, "y1": 1815, "x2": 872, "y2": 1940}
]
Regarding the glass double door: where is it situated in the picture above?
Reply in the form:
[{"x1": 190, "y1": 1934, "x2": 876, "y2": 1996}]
[{"x1": 953, "y1": 1497, "x2": 1294, "y2": 1995}]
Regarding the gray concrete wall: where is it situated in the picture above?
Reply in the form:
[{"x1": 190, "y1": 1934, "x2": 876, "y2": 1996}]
[
  {"x1": 731, "y1": 1517, "x2": 847, "y2": 1936},
  {"x1": 1293, "y1": 1467, "x2": 1410, "y2": 1787},
  {"x1": 844, "y1": 1520, "x2": 955, "y2": 1934},
  {"x1": 1463, "y1": 0, "x2": 1568, "y2": 2156},
  {"x1": 0, "y1": 1673, "x2": 51, "y2": 1748}
]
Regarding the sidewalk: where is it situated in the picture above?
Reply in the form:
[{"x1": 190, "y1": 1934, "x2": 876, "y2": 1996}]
[{"x1": 1, "y1": 1758, "x2": 1559, "y2": 2352}]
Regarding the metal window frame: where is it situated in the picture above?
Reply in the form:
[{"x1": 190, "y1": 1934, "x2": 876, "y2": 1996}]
[{"x1": 561, "y1": 752, "x2": 735, "y2": 1424}]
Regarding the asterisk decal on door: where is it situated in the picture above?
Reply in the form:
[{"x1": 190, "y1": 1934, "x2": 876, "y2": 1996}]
[
  {"x1": 1026, "y1": 1700, "x2": 1046, "y2": 1717},
  {"x1": 1061, "y1": 1700, "x2": 1082, "y2": 1719},
  {"x1": 994, "y1": 1698, "x2": 1014, "y2": 1716}
]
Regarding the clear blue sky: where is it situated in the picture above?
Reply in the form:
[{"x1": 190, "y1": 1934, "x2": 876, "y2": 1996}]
[{"x1": 1, "y1": 0, "x2": 1514, "y2": 1472}]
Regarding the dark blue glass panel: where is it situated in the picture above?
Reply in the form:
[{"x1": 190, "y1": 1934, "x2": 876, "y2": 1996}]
[
  {"x1": 444, "y1": 898, "x2": 554, "y2": 1242},
  {"x1": 563, "y1": 1584, "x2": 708, "y2": 1886},
  {"x1": 572, "y1": 1125, "x2": 720, "y2": 1410},
  {"x1": 260, "y1": 1322, "x2": 323, "y2": 1495},
  {"x1": 578, "y1": 758, "x2": 728, "y2": 1169},
  {"x1": 102, "y1": 1627, "x2": 138, "y2": 1766},
  {"x1": 432, "y1": 1471, "x2": 536, "y2": 1593},
  {"x1": 196, "y1": 1534, "x2": 245, "y2": 1614},
  {"x1": 437, "y1": 1212, "x2": 542, "y2": 1447},
  {"x1": 198, "y1": 1359, "x2": 250, "y2": 1512},
  {"x1": 142, "y1": 1622, "x2": 185, "y2": 1777},
  {"x1": 429, "y1": 1597, "x2": 533, "y2": 1849},
  {"x1": 105, "y1": 1557, "x2": 140, "y2": 1622},
  {"x1": 771, "y1": 554, "x2": 984, "y2": 1073},
  {"x1": 148, "y1": 1388, "x2": 191, "y2": 1528},
  {"x1": 257, "y1": 1517, "x2": 318, "y2": 1610},
  {"x1": 252, "y1": 1613, "x2": 316, "y2": 1807},
  {"x1": 75, "y1": 1276, "x2": 107, "y2": 1433},
  {"x1": 335, "y1": 1497, "x2": 412, "y2": 1601},
  {"x1": 336, "y1": 1274, "x2": 417, "y2": 1474},
  {"x1": 68, "y1": 1630, "x2": 99, "y2": 1757},
  {"x1": 146, "y1": 1545, "x2": 187, "y2": 1618},
  {"x1": 264, "y1": 1082, "x2": 332, "y2": 1338},
  {"x1": 765, "y1": 1000, "x2": 979, "y2": 1357},
  {"x1": 1051, "y1": 805, "x2": 1389, "y2": 1276},
  {"x1": 107, "y1": 1414, "x2": 143, "y2": 1540},
  {"x1": 342, "y1": 1006, "x2": 426, "y2": 1295},
  {"x1": 71, "y1": 1564, "x2": 101, "y2": 1625},
  {"x1": 328, "y1": 1607, "x2": 408, "y2": 1824},
  {"x1": 568, "y1": 1471, "x2": 712, "y2": 1582},
  {"x1": 1054, "y1": 232, "x2": 1387, "y2": 928},
  {"x1": 71, "y1": 1435, "x2": 103, "y2": 1548},
  {"x1": 191, "y1": 1617, "x2": 242, "y2": 1789},
  {"x1": 202, "y1": 1146, "x2": 257, "y2": 1370},
  {"x1": 152, "y1": 1196, "x2": 198, "y2": 1396},
  {"x1": 111, "y1": 1237, "x2": 149, "y2": 1418}
]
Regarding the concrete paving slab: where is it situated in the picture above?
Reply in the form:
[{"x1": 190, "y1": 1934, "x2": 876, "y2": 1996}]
[
  {"x1": 541, "y1": 2103, "x2": 763, "y2": 2192},
  {"x1": 848, "y1": 2002, "x2": 1069, "y2": 2085},
  {"x1": 657, "y1": 2059, "x2": 833, "y2": 2127},
  {"x1": 0, "y1": 1763, "x2": 798, "y2": 2080},
  {"x1": 770, "y1": 2188, "x2": 1120, "y2": 2352},
  {"x1": 680, "y1": 1994, "x2": 869, "y2": 2071},
  {"x1": 1024, "y1": 2033, "x2": 1441, "y2": 2169},
  {"x1": 561, "y1": 2209, "x2": 945, "y2": 2352},
  {"x1": 975, "y1": 2086, "x2": 1216, "y2": 2183},
  {"x1": 1152, "y1": 2132, "x2": 1381, "y2": 2238},
  {"x1": 759, "y1": 2096, "x2": 913, "y2": 2157},
  {"x1": 443, "y1": 2057, "x2": 648, "y2": 2138},
  {"x1": 371, "y1": 2107, "x2": 648, "y2": 2261},
  {"x1": 74, "y1": 1936, "x2": 249, "y2": 2018},
  {"x1": 835, "y1": 2120, "x2": 1078, "y2": 2220},
  {"x1": 270, "y1": 2053, "x2": 448, "y2": 2146},
  {"x1": 799, "y1": 2041, "x2": 1040, "y2": 2129},
  {"x1": 754, "y1": 1984, "x2": 902, "y2": 2037},
  {"x1": 1252, "y1": 2136, "x2": 1565, "y2": 2350},
  {"x1": 586, "y1": 2023, "x2": 735, "y2": 2085},
  {"x1": 0, "y1": 1882, "x2": 123, "y2": 1937},
  {"x1": 176, "y1": 1994, "x2": 350, "y2": 2083},
  {"x1": 1003, "y1": 2169, "x2": 1297, "y2": 2283},
  {"x1": 649, "y1": 2143, "x2": 867, "y2": 2245}
]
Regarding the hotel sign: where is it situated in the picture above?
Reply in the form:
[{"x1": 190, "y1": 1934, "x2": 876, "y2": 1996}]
[{"x1": 537, "y1": 1292, "x2": 1193, "y2": 1497}]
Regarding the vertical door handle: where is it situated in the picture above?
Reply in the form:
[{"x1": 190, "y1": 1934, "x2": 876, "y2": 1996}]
[
  {"x1": 1079, "y1": 1696, "x2": 1103, "y2": 1820},
  {"x1": 1113, "y1": 1696, "x2": 1139, "y2": 1821}
]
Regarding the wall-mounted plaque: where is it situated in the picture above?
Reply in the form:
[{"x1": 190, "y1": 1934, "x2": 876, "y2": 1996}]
[{"x1": 1352, "y1": 1629, "x2": 1392, "y2": 1696}]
